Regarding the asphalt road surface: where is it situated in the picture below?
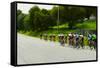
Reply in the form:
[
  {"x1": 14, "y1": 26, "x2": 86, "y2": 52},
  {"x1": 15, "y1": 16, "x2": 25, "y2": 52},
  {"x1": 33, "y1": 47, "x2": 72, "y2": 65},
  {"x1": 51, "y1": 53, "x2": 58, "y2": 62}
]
[{"x1": 17, "y1": 34, "x2": 96, "y2": 65}]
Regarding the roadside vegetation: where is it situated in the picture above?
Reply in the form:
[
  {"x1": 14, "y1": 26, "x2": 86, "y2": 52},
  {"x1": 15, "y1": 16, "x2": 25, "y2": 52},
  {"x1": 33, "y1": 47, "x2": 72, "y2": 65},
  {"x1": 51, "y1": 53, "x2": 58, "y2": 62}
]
[{"x1": 17, "y1": 5, "x2": 97, "y2": 46}]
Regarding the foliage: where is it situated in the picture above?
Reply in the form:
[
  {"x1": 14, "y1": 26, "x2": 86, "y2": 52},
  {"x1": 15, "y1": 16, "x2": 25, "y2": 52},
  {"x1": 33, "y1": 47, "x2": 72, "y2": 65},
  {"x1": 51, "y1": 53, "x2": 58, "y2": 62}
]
[{"x1": 17, "y1": 5, "x2": 97, "y2": 34}]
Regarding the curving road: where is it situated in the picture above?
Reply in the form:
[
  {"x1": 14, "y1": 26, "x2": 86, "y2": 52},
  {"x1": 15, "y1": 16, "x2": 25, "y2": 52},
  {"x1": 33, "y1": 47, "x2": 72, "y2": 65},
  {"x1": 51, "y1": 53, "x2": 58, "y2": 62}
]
[{"x1": 17, "y1": 34, "x2": 96, "y2": 65}]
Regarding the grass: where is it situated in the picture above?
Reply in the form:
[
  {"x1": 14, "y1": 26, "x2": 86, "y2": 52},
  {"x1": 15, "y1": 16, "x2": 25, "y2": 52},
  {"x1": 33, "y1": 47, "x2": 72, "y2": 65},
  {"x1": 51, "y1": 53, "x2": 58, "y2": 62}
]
[
  {"x1": 51, "y1": 20, "x2": 96, "y2": 30},
  {"x1": 52, "y1": 23, "x2": 68, "y2": 29},
  {"x1": 18, "y1": 20, "x2": 96, "y2": 37},
  {"x1": 76, "y1": 20, "x2": 96, "y2": 30},
  {"x1": 18, "y1": 20, "x2": 96, "y2": 36}
]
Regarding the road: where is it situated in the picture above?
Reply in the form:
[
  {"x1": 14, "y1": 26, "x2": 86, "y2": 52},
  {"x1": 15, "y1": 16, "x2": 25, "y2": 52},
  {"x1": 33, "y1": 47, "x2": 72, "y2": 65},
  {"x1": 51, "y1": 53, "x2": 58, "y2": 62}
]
[{"x1": 17, "y1": 34, "x2": 96, "y2": 65}]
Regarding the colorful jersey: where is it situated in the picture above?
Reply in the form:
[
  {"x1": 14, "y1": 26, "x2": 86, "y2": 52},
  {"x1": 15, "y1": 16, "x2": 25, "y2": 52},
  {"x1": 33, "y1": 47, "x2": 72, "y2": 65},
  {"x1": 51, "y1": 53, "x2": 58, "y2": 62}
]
[
  {"x1": 88, "y1": 34, "x2": 92, "y2": 40},
  {"x1": 91, "y1": 34, "x2": 96, "y2": 41}
]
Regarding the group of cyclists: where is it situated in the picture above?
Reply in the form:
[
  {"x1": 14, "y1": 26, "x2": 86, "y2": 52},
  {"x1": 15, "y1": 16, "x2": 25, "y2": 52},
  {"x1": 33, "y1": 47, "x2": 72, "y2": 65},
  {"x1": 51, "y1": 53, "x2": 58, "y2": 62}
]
[
  {"x1": 40, "y1": 32, "x2": 97, "y2": 50},
  {"x1": 68, "y1": 32, "x2": 96, "y2": 49},
  {"x1": 67, "y1": 33, "x2": 84, "y2": 48}
]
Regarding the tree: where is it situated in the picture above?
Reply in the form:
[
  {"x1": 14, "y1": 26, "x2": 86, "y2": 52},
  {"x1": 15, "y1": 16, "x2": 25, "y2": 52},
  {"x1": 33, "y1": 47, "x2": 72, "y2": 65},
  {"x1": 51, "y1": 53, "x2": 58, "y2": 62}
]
[
  {"x1": 84, "y1": 7, "x2": 97, "y2": 20},
  {"x1": 50, "y1": 6, "x2": 58, "y2": 21},
  {"x1": 59, "y1": 6, "x2": 67, "y2": 23},
  {"x1": 41, "y1": 9, "x2": 49, "y2": 15},
  {"x1": 17, "y1": 10, "x2": 22, "y2": 16},
  {"x1": 29, "y1": 6, "x2": 40, "y2": 31},
  {"x1": 32, "y1": 10, "x2": 55, "y2": 31},
  {"x1": 17, "y1": 10, "x2": 26, "y2": 30},
  {"x1": 62, "y1": 6, "x2": 86, "y2": 29},
  {"x1": 41, "y1": 8, "x2": 55, "y2": 27},
  {"x1": 17, "y1": 5, "x2": 97, "y2": 32},
  {"x1": 23, "y1": 15, "x2": 30, "y2": 31}
]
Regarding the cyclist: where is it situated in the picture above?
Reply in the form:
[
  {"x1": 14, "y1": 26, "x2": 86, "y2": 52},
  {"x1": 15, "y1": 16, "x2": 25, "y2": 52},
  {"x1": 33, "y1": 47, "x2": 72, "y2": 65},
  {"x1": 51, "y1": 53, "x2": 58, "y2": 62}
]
[
  {"x1": 88, "y1": 33, "x2": 92, "y2": 49},
  {"x1": 75, "y1": 33, "x2": 80, "y2": 48},
  {"x1": 91, "y1": 33, "x2": 96, "y2": 49}
]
